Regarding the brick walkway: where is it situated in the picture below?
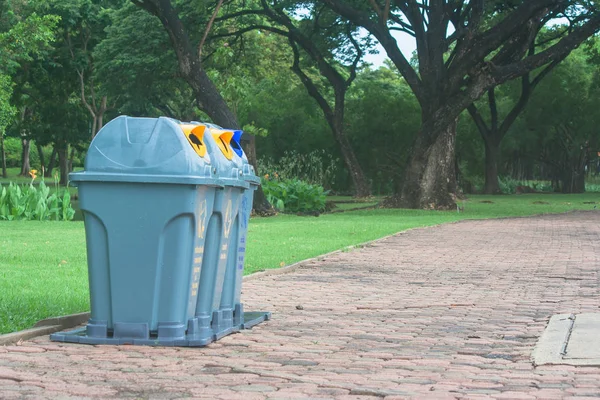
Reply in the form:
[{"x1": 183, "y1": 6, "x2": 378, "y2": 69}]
[{"x1": 1, "y1": 211, "x2": 600, "y2": 399}]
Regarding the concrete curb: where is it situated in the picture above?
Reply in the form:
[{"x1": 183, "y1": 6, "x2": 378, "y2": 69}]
[{"x1": 0, "y1": 312, "x2": 90, "y2": 346}]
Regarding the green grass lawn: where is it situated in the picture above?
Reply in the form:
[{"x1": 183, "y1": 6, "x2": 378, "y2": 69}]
[{"x1": 1, "y1": 192, "x2": 599, "y2": 334}]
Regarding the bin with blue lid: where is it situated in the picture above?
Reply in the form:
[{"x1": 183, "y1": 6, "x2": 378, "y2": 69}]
[
  {"x1": 197, "y1": 125, "x2": 263, "y2": 337},
  {"x1": 50, "y1": 116, "x2": 269, "y2": 346}
]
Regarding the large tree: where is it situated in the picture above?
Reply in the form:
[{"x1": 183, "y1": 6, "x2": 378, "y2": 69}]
[
  {"x1": 215, "y1": 1, "x2": 373, "y2": 197},
  {"x1": 131, "y1": 0, "x2": 274, "y2": 214},
  {"x1": 522, "y1": 48, "x2": 599, "y2": 193},
  {"x1": 320, "y1": 0, "x2": 600, "y2": 208},
  {"x1": 467, "y1": 21, "x2": 584, "y2": 194},
  {"x1": 46, "y1": 0, "x2": 116, "y2": 139}
]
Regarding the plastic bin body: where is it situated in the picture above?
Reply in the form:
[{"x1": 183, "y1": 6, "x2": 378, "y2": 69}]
[
  {"x1": 195, "y1": 126, "x2": 248, "y2": 337},
  {"x1": 81, "y1": 182, "x2": 216, "y2": 340},
  {"x1": 219, "y1": 140, "x2": 260, "y2": 327}
]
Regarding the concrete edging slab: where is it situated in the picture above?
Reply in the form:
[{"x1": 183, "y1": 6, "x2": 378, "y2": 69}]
[{"x1": 0, "y1": 312, "x2": 90, "y2": 346}]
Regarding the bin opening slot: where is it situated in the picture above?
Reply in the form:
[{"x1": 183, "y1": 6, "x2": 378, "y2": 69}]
[
  {"x1": 180, "y1": 124, "x2": 207, "y2": 158},
  {"x1": 212, "y1": 130, "x2": 234, "y2": 160}
]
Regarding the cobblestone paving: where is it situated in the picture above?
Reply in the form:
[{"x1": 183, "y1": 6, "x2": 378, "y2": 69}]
[{"x1": 2, "y1": 211, "x2": 600, "y2": 399}]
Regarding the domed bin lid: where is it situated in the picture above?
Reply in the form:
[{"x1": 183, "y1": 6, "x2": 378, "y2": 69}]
[
  {"x1": 201, "y1": 125, "x2": 248, "y2": 189},
  {"x1": 70, "y1": 116, "x2": 226, "y2": 186},
  {"x1": 202, "y1": 124, "x2": 260, "y2": 188}
]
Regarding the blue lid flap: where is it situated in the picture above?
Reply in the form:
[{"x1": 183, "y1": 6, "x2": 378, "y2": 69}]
[{"x1": 230, "y1": 130, "x2": 244, "y2": 157}]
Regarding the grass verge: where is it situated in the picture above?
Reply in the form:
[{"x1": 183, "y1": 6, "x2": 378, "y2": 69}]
[{"x1": 1, "y1": 192, "x2": 598, "y2": 334}]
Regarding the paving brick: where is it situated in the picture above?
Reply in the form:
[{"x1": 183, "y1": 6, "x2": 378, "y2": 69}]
[{"x1": 2, "y1": 212, "x2": 600, "y2": 399}]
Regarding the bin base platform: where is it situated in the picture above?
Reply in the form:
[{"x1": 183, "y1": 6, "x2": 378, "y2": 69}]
[{"x1": 49, "y1": 311, "x2": 270, "y2": 347}]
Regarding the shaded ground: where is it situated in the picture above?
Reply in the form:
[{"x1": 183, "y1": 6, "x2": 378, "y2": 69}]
[{"x1": 1, "y1": 211, "x2": 600, "y2": 399}]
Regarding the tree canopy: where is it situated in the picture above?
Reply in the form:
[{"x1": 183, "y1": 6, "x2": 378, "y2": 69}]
[{"x1": 0, "y1": 0, "x2": 599, "y2": 205}]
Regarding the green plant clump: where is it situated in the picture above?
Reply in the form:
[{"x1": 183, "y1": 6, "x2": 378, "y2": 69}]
[
  {"x1": 257, "y1": 149, "x2": 339, "y2": 189},
  {"x1": 262, "y1": 178, "x2": 328, "y2": 213},
  {"x1": 0, "y1": 180, "x2": 75, "y2": 221}
]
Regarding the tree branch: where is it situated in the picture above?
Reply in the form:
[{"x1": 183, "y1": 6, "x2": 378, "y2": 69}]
[
  {"x1": 449, "y1": 0, "x2": 561, "y2": 80},
  {"x1": 288, "y1": 40, "x2": 334, "y2": 122},
  {"x1": 491, "y1": 13, "x2": 600, "y2": 85},
  {"x1": 467, "y1": 103, "x2": 490, "y2": 138},
  {"x1": 215, "y1": 9, "x2": 265, "y2": 22},
  {"x1": 198, "y1": 0, "x2": 225, "y2": 61},
  {"x1": 346, "y1": 25, "x2": 362, "y2": 86},
  {"x1": 321, "y1": 0, "x2": 424, "y2": 102},
  {"x1": 488, "y1": 88, "x2": 498, "y2": 132}
]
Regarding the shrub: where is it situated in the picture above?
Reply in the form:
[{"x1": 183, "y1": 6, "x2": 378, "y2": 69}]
[
  {"x1": 0, "y1": 177, "x2": 75, "y2": 221},
  {"x1": 258, "y1": 149, "x2": 339, "y2": 190},
  {"x1": 585, "y1": 183, "x2": 600, "y2": 192},
  {"x1": 498, "y1": 176, "x2": 519, "y2": 194},
  {"x1": 262, "y1": 178, "x2": 328, "y2": 213}
]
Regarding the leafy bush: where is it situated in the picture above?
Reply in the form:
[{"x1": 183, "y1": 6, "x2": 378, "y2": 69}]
[
  {"x1": 0, "y1": 179, "x2": 75, "y2": 221},
  {"x1": 585, "y1": 183, "x2": 600, "y2": 192},
  {"x1": 258, "y1": 149, "x2": 338, "y2": 190},
  {"x1": 3, "y1": 137, "x2": 21, "y2": 168},
  {"x1": 498, "y1": 176, "x2": 519, "y2": 194},
  {"x1": 2, "y1": 138, "x2": 62, "y2": 170},
  {"x1": 262, "y1": 178, "x2": 328, "y2": 213}
]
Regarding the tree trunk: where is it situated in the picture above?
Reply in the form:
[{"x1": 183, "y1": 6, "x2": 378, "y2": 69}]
[
  {"x1": 190, "y1": 71, "x2": 274, "y2": 215},
  {"x1": 45, "y1": 146, "x2": 57, "y2": 178},
  {"x1": 133, "y1": 0, "x2": 274, "y2": 216},
  {"x1": 561, "y1": 167, "x2": 586, "y2": 193},
  {"x1": 333, "y1": 125, "x2": 370, "y2": 198},
  {"x1": 36, "y1": 143, "x2": 46, "y2": 173},
  {"x1": 68, "y1": 146, "x2": 76, "y2": 173},
  {"x1": 241, "y1": 134, "x2": 274, "y2": 216},
  {"x1": 395, "y1": 119, "x2": 458, "y2": 209},
  {"x1": 0, "y1": 135, "x2": 7, "y2": 178},
  {"x1": 483, "y1": 137, "x2": 502, "y2": 194},
  {"x1": 58, "y1": 142, "x2": 69, "y2": 186},
  {"x1": 19, "y1": 138, "x2": 31, "y2": 176}
]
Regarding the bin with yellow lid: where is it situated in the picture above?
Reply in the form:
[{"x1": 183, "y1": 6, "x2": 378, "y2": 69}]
[{"x1": 192, "y1": 124, "x2": 266, "y2": 339}]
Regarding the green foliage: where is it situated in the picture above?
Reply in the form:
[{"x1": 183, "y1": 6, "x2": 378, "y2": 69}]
[
  {"x1": 0, "y1": 180, "x2": 75, "y2": 221},
  {"x1": 497, "y1": 176, "x2": 518, "y2": 195},
  {"x1": 345, "y1": 66, "x2": 420, "y2": 194},
  {"x1": 262, "y1": 178, "x2": 328, "y2": 213},
  {"x1": 585, "y1": 183, "x2": 600, "y2": 192},
  {"x1": 94, "y1": 2, "x2": 195, "y2": 118},
  {"x1": 0, "y1": 73, "x2": 16, "y2": 135},
  {"x1": 0, "y1": 12, "x2": 60, "y2": 74},
  {"x1": 258, "y1": 149, "x2": 338, "y2": 190},
  {"x1": 1, "y1": 137, "x2": 55, "y2": 169}
]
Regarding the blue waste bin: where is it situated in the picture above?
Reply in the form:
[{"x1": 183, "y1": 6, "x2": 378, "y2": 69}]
[{"x1": 50, "y1": 116, "x2": 269, "y2": 346}]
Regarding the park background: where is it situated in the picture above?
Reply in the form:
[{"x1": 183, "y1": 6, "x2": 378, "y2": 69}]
[{"x1": 1, "y1": 0, "x2": 600, "y2": 334}]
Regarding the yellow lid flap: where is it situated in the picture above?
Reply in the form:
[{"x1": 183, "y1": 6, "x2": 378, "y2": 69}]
[
  {"x1": 180, "y1": 124, "x2": 207, "y2": 158},
  {"x1": 212, "y1": 130, "x2": 234, "y2": 160}
]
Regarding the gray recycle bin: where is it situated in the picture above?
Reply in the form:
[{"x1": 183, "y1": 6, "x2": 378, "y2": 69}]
[{"x1": 50, "y1": 116, "x2": 269, "y2": 346}]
